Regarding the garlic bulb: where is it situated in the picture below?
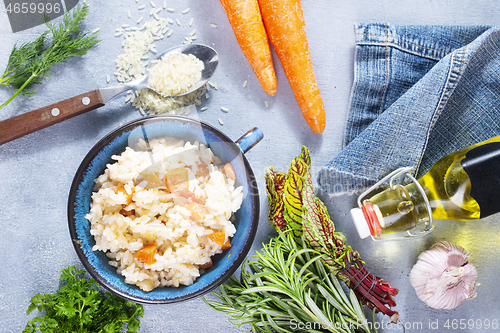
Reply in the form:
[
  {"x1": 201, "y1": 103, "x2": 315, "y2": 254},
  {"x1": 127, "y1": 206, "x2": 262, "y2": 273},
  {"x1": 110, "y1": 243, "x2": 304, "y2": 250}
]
[{"x1": 409, "y1": 241, "x2": 478, "y2": 310}]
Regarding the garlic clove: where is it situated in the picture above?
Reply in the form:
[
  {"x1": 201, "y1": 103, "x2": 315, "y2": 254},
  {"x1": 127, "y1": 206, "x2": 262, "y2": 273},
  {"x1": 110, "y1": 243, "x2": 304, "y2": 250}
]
[{"x1": 409, "y1": 241, "x2": 478, "y2": 310}]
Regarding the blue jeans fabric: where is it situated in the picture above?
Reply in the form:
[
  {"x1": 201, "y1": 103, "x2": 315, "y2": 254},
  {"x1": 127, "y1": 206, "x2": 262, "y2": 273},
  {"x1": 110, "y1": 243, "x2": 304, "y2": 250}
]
[{"x1": 318, "y1": 23, "x2": 500, "y2": 196}]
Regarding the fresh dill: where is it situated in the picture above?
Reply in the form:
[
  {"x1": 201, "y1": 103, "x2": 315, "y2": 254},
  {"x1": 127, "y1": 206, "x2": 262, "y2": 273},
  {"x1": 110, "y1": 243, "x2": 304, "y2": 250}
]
[{"x1": 0, "y1": 3, "x2": 100, "y2": 109}]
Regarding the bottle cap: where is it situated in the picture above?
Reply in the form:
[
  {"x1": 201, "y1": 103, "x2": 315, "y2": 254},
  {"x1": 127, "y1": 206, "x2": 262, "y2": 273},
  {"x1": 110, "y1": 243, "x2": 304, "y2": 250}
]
[{"x1": 350, "y1": 208, "x2": 371, "y2": 239}]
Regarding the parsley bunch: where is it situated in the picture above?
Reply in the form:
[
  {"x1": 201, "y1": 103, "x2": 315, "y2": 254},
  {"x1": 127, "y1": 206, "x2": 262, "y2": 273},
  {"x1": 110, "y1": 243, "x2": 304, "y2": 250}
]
[
  {"x1": 24, "y1": 266, "x2": 144, "y2": 333},
  {"x1": 0, "y1": 3, "x2": 100, "y2": 109}
]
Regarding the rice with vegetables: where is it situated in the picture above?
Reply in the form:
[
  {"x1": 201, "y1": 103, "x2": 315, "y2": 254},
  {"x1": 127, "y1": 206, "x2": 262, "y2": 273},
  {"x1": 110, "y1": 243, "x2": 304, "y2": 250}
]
[{"x1": 85, "y1": 137, "x2": 243, "y2": 292}]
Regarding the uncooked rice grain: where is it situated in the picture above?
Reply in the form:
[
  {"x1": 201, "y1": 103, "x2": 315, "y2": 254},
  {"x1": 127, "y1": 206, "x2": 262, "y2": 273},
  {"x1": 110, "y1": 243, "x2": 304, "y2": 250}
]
[
  {"x1": 148, "y1": 51, "x2": 204, "y2": 97},
  {"x1": 115, "y1": 10, "x2": 212, "y2": 115}
]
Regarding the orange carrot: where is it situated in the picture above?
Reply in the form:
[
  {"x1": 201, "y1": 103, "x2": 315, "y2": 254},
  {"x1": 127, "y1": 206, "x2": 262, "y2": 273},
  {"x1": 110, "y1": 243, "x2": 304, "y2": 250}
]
[
  {"x1": 257, "y1": 0, "x2": 326, "y2": 134},
  {"x1": 208, "y1": 231, "x2": 231, "y2": 250},
  {"x1": 134, "y1": 244, "x2": 158, "y2": 265},
  {"x1": 219, "y1": 0, "x2": 277, "y2": 96}
]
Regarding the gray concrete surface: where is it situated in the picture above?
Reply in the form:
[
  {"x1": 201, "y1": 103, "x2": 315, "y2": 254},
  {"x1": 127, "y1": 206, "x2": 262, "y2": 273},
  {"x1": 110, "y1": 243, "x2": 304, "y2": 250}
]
[{"x1": 1, "y1": 0, "x2": 500, "y2": 332}]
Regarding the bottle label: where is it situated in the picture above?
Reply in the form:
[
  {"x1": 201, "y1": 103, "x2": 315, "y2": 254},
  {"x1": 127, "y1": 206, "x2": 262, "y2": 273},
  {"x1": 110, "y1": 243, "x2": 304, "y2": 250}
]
[{"x1": 461, "y1": 142, "x2": 500, "y2": 218}]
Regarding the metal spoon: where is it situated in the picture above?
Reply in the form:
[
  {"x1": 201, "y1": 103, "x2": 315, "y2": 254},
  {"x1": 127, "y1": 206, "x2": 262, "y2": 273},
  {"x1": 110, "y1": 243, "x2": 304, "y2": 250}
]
[
  {"x1": 100, "y1": 43, "x2": 219, "y2": 101},
  {"x1": 0, "y1": 43, "x2": 219, "y2": 145}
]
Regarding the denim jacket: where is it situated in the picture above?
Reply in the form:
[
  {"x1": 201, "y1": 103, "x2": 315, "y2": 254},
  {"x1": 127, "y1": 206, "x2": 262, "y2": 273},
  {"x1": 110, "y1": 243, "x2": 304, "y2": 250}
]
[{"x1": 318, "y1": 23, "x2": 499, "y2": 196}]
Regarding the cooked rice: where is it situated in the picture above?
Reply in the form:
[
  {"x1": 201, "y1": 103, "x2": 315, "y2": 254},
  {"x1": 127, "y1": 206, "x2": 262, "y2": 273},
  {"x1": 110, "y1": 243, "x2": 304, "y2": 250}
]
[{"x1": 85, "y1": 138, "x2": 243, "y2": 291}]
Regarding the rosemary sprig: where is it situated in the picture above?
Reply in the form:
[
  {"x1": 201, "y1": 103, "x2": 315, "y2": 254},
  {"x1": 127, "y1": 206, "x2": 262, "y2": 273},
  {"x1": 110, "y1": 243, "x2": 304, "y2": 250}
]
[
  {"x1": 0, "y1": 3, "x2": 100, "y2": 109},
  {"x1": 204, "y1": 231, "x2": 373, "y2": 333}
]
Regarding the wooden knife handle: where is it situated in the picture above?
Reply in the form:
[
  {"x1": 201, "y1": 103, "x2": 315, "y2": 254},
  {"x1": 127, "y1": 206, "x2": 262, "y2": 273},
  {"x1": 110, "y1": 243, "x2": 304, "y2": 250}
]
[{"x1": 0, "y1": 89, "x2": 105, "y2": 146}]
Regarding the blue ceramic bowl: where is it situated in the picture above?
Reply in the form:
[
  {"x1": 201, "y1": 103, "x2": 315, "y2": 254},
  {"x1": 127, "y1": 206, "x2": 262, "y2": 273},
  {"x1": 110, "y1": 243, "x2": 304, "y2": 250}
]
[{"x1": 68, "y1": 115, "x2": 262, "y2": 304}]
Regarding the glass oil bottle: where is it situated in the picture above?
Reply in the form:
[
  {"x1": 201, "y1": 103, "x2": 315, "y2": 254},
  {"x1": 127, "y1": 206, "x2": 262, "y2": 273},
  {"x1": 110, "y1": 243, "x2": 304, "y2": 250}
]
[{"x1": 350, "y1": 135, "x2": 500, "y2": 241}]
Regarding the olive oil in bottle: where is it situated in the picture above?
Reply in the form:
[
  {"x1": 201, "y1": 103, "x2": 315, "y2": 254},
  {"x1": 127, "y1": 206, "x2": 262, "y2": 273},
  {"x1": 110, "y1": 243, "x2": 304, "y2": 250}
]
[{"x1": 350, "y1": 135, "x2": 500, "y2": 241}]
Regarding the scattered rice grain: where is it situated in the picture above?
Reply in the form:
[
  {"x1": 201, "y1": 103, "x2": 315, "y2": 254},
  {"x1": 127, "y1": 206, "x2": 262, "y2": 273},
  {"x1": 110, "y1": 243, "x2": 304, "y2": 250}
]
[
  {"x1": 265, "y1": 100, "x2": 269, "y2": 108},
  {"x1": 167, "y1": 7, "x2": 174, "y2": 12},
  {"x1": 218, "y1": 118, "x2": 224, "y2": 125},
  {"x1": 189, "y1": 17, "x2": 194, "y2": 26},
  {"x1": 182, "y1": 8, "x2": 190, "y2": 14},
  {"x1": 128, "y1": 9, "x2": 131, "y2": 17},
  {"x1": 200, "y1": 106, "x2": 208, "y2": 111},
  {"x1": 137, "y1": 16, "x2": 144, "y2": 23},
  {"x1": 242, "y1": 80, "x2": 247, "y2": 88},
  {"x1": 189, "y1": 29, "x2": 196, "y2": 36},
  {"x1": 176, "y1": 18, "x2": 181, "y2": 26},
  {"x1": 221, "y1": 106, "x2": 229, "y2": 113},
  {"x1": 210, "y1": 23, "x2": 217, "y2": 28},
  {"x1": 150, "y1": 0, "x2": 156, "y2": 7},
  {"x1": 106, "y1": 74, "x2": 110, "y2": 83},
  {"x1": 138, "y1": 4, "x2": 145, "y2": 9}
]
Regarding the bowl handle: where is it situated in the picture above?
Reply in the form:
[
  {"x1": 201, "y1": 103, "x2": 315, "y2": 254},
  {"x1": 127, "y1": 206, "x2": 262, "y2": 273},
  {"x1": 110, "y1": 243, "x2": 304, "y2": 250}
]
[{"x1": 235, "y1": 127, "x2": 263, "y2": 154}]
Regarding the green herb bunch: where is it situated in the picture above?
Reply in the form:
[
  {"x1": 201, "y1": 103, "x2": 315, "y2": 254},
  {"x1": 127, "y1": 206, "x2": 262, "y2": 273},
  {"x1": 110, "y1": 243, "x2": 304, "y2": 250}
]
[
  {"x1": 24, "y1": 266, "x2": 144, "y2": 333},
  {"x1": 204, "y1": 231, "x2": 375, "y2": 333},
  {"x1": 0, "y1": 3, "x2": 100, "y2": 109},
  {"x1": 206, "y1": 147, "x2": 399, "y2": 332},
  {"x1": 265, "y1": 147, "x2": 398, "y2": 322}
]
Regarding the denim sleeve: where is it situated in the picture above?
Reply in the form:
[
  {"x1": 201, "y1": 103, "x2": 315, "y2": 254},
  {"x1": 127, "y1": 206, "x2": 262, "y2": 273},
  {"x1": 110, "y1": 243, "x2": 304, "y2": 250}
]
[{"x1": 318, "y1": 23, "x2": 499, "y2": 196}]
